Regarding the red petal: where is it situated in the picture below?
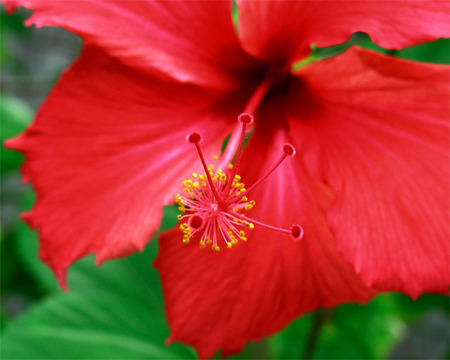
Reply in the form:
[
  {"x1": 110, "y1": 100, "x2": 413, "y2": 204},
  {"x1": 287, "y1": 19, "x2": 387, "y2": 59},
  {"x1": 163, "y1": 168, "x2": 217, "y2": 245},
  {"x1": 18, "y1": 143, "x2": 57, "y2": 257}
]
[
  {"x1": 155, "y1": 97, "x2": 374, "y2": 358},
  {"x1": 6, "y1": 46, "x2": 239, "y2": 288},
  {"x1": 287, "y1": 47, "x2": 449, "y2": 298},
  {"x1": 237, "y1": 0, "x2": 450, "y2": 63},
  {"x1": 3, "y1": 0, "x2": 260, "y2": 88}
]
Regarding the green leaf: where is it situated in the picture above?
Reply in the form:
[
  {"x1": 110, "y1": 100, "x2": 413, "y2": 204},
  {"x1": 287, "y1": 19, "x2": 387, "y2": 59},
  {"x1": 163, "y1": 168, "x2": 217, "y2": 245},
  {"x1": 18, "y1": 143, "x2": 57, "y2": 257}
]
[
  {"x1": 2, "y1": 206, "x2": 195, "y2": 359},
  {"x1": 308, "y1": 33, "x2": 450, "y2": 66},
  {"x1": 313, "y1": 295, "x2": 405, "y2": 359},
  {"x1": 0, "y1": 95, "x2": 32, "y2": 174},
  {"x1": 232, "y1": 0, "x2": 239, "y2": 33},
  {"x1": 267, "y1": 313, "x2": 314, "y2": 359},
  {"x1": 15, "y1": 216, "x2": 60, "y2": 294}
]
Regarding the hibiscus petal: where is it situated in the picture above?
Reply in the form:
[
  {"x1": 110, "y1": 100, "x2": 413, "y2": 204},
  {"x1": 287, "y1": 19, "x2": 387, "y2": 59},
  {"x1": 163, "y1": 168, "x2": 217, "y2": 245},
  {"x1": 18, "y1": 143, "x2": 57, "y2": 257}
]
[
  {"x1": 155, "y1": 97, "x2": 375, "y2": 359},
  {"x1": 237, "y1": 0, "x2": 450, "y2": 63},
  {"x1": 6, "y1": 46, "x2": 240, "y2": 288},
  {"x1": 3, "y1": 0, "x2": 260, "y2": 88},
  {"x1": 287, "y1": 47, "x2": 449, "y2": 298}
]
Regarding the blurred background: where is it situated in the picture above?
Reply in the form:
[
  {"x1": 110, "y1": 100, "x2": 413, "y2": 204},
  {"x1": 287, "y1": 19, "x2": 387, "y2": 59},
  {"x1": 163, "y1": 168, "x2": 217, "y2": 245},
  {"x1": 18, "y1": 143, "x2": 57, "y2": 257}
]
[{"x1": 1, "y1": 5, "x2": 449, "y2": 360}]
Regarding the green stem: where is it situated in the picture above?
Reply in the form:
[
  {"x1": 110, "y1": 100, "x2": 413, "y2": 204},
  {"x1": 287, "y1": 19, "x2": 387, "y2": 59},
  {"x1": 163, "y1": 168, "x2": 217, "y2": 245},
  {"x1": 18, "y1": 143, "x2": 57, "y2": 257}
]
[{"x1": 301, "y1": 308, "x2": 333, "y2": 360}]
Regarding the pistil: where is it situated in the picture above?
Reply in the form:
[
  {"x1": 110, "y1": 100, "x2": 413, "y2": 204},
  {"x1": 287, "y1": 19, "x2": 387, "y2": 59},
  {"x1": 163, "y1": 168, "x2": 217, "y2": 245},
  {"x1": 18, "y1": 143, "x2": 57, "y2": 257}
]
[{"x1": 175, "y1": 114, "x2": 303, "y2": 251}]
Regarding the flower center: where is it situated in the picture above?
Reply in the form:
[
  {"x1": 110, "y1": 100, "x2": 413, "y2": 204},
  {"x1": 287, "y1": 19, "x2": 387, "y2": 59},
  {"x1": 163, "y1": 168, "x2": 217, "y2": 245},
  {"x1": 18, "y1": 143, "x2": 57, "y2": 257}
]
[{"x1": 175, "y1": 113, "x2": 303, "y2": 251}]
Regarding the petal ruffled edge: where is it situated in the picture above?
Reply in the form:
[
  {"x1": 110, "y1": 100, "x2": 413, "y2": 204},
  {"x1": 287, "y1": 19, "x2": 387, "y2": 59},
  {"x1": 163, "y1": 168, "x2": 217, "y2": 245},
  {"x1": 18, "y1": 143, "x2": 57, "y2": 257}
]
[
  {"x1": 237, "y1": 0, "x2": 450, "y2": 63},
  {"x1": 7, "y1": 46, "x2": 239, "y2": 288},
  {"x1": 3, "y1": 0, "x2": 261, "y2": 88},
  {"x1": 287, "y1": 47, "x2": 449, "y2": 297}
]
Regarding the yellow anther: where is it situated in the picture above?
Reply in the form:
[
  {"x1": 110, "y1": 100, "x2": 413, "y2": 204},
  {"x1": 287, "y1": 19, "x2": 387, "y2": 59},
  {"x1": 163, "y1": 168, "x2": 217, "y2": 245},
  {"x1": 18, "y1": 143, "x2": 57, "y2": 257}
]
[
  {"x1": 213, "y1": 154, "x2": 218, "y2": 160},
  {"x1": 233, "y1": 182, "x2": 244, "y2": 190},
  {"x1": 179, "y1": 223, "x2": 189, "y2": 231},
  {"x1": 176, "y1": 155, "x2": 261, "y2": 249},
  {"x1": 215, "y1": 169, "x2": 227, "y2": 183}
]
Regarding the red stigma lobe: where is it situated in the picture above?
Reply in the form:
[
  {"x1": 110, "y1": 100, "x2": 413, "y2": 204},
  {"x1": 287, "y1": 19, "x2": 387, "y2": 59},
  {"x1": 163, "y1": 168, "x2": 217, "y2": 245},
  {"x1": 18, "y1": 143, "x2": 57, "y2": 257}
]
[
  {"x1": 282, "y1": 143, "x2": 296, "y2": 156},
  {"x1": 238, "y1": 113, "x2": 254, "y2": 125},
  {"x1": 187, "y1": 132, "x2": 202, "y2": 144}
]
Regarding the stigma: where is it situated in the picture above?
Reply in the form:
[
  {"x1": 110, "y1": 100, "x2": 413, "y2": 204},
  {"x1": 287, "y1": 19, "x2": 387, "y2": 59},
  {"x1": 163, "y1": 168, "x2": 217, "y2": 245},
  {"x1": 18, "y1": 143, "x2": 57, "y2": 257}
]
[{"x1": 175, "y1": 113, "x2": 303, "y2": 251}]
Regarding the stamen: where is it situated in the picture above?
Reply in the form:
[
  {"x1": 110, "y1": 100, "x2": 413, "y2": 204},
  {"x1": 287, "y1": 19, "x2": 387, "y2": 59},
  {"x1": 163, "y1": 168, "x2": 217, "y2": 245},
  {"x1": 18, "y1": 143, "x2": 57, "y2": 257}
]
[{"x1": 176, "y1": 115, "x2": 303, "y2": 250}]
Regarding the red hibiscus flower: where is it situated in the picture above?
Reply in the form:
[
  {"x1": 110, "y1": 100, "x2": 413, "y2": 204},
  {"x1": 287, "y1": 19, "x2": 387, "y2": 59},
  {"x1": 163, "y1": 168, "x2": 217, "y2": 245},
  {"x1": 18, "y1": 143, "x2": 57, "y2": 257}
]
[{"x1": 3, "y1": 0, "x2": 449, "y2": 358}]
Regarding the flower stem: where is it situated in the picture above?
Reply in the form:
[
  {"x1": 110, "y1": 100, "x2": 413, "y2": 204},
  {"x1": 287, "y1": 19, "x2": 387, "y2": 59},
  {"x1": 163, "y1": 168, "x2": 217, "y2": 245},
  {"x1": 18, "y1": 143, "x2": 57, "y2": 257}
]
[{"x1": 301, "y1": 308, "x2": 333, "y2": 360}]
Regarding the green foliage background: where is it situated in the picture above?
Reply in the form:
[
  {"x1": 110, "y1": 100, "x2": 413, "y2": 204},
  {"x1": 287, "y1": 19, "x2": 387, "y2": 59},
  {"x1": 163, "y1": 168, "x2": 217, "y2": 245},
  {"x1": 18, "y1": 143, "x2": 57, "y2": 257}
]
[{"x1": 1, "y1": 6, "x2": 449, "y2": 360}]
